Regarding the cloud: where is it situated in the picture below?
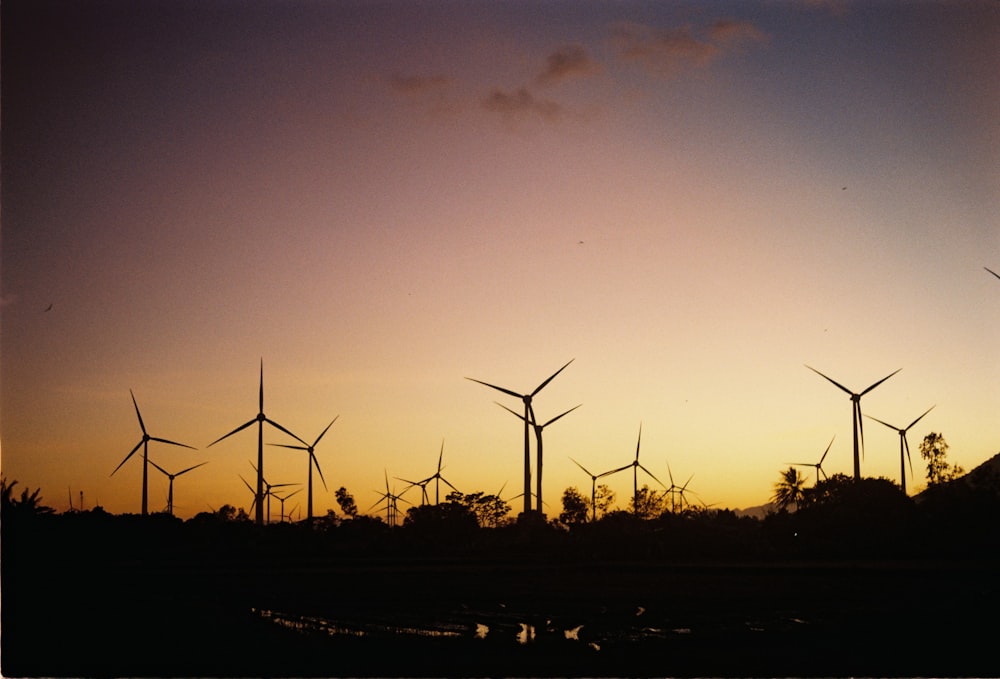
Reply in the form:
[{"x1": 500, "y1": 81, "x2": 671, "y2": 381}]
[
  {"x1": 536, "y1": 45, "x2": 602, "y2": 86},
  {"x1": 708, "y1": 19, "x2": 769, "y2": 47},
  {"x1": 612, "y1": 22, "x2": 719, "y2": 75},
  {"x1": 611, "y1": 18, "x2": 768, "y2": 77},
  {"x1": 481, "y1": 87, "x2": 561, "y2": 121}
]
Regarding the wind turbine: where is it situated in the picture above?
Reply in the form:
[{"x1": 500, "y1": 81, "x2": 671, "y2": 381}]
[
  {"x1": 208, "y1": 360, "x2": 307, "y2": 525},
  {"x1": 268, "y1": 416, "x2": 337, "y2": 521},
  {"x1": 497, "y1": 402, "x2": 580, "y2": 517},
  {"x1": 603, "y1": 424, "x2": 665, "y2": 514},
  {"x1": 663, "y1": 461, "x2": 695, "y2": 514},
  {"x1": 239, "y1": 472, "x2": 298, "y2": 524},
  {"x1": 466, "y1": 359, "x2": 574, "y2": 515},
  {"x1": 569, "y1": 457, "x2": 619, "y2": 522},
  {"x1": 865, "y1": 406, "x2": 934, "y2": 495},
  {"x1": 147, "y1": 459, "x2": 208, "y2": 515},
  {"x1": 111, "y1": 390, "x2": 196, "y2": 516},
  {"x1": 394, "y1": 442, "x2": 459, "y2": 505},
  {"x1": 806, "y1": 365, "x2": 900, "y2": 480},
  {"x1": 787, "y1": 436, "x2": 835, "y2": 486},
  {"x1": 274, "y1": 488, "x2": 302, "y2": 522},
  {"x1": 367, "y1": 471, "x2": 411, "y2": 526}
]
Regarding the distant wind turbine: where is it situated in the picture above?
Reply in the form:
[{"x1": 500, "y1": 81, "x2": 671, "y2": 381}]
[
  {"x1": 398, "y1": 440, "x2": 459, "y2": 505},
  {"x1": 368, "y1": 470, "x2": 411, "y2": 526},
  {"x1": 466, "y1": 359, "x2": 574, "y2": 516},
  {"x1": 497, "y1": 402, "x2": 580, "y2": 516},
  {"x1": 663, "y1": 461, "x2": 695, "y2": 514},
  {"x1": 274, "y1": 488, "x2": 302, "y2": 522},
  {"x1": 111, "y1": 390, "x2": 196, "y2": 516},
  {"x1": 269, "y1": 416, "x2": 337, "y2": 521},
  {"x1": 569, "y1": 457, "x2": 619, "y2": 522},
  {"x1": 208, "y1": 360, "x2": 307, "y2": 525},
  {"x1": 787, "y1": 436, "x2": 835, "y2": 486},
  {"x1": 147, "y1": 459, "x2": 208, "y2": 515},
  {"x1": 806, "y1": 365, "x2": 900, "y2": 480},
  {"x1": 603, "y1": 424, "x2": 664, "y2": 514},
  {"x1": 865, "y1": 406, "x2": 934, "y2": 495}
]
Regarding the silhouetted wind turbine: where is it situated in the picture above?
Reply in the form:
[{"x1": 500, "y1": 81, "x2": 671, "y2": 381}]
[
  {"x1": 865, "y1": 406, "x2": 934, "y2": 495},
  {"x1": 787, "y1": 436, "x2": 835, "y2": 486},
  {"x1": 603, "y1": 424, "x2": 664, "y2": 514},
  {"x1": 274, "y1": 488, "x2": 302, "y2": 522},
  {"x1": 208, "y1": 360, "x2": 307, "y2": 525},
  {"x1": 269, "y1": 416, "x2": 337, "y2": 521},
  {"x1": 466, "y1": 359, "x2": 574, "y2": 515},
  {"x1": 111, "y1": 390, "x2": 196, "y2": 516},
  {"x1": 569, "y1": 457, "x2": 619, "y2": 522},
  {"x1": 663, "y1": 461, "x2": 695, "y2": 514},
  {"x1": 368, "y1": 471, "x2": 410, "y2": 526},
  {"x1": 806, "y1": 365, "x2": 900, "y2": 480},
  {"x1": 147, "y1": 459, "x2": 208, "y2": 515},
  {"x1": 497, "y1": 402, "x2": 580, "y2": 516}
]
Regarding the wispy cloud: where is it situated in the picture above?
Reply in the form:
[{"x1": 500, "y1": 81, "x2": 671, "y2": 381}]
[
  {"x1": 611, "y1": 18, "x2": 768, "y2": 77},
  {"x1": 481, "y1": 87, "x2": 561, "y2": 121},
  {"x1": 536, "y1": 44, "x2": 602, "y2": 86},
  {"x1": 708, "y1": 19, "x2": 769, "y2": 47}
]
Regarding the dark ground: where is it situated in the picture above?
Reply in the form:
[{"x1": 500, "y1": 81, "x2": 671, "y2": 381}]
[{"x1": 3, "y1": 553, "x2": 997, "y2": 678}]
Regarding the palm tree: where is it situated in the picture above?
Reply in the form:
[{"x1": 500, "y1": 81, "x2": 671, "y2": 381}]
[{"x1": 772, "y1": 466, "x2": 807, "y2": 511}]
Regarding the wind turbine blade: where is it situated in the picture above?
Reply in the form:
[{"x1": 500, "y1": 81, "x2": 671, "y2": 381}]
[
  {"x1": 666, "y1": 460, "x2": 675, "y2": 487},
  {"x1": 239, "y1": 475, "x2": 254, "y2": 493},
  {"x1": 634, "y1": 423, "x2": 642, "y2": 462},
  {"x1": 130, "y1": 390, "x2": 147, "y2": 435},
  {"x1": 465, "y1": 377, "x2": 523, "y2": 400},
  {"x1": 311, "y1": 452, "x2": 328, "y2": 491},
  {"x1": 440, "y1": 476, "x2": 459, "y2": 492},
  {"x1": 637, "y1": 464, "x2": 664, "y2": 488},
  {"x1": 176, "y1": 461, "x2": 209, "y2": 476},
  {"x1": 600, "y1": 463, "x2": 631, "y2": 478},
  {"x1": 543, "y1": 404, "x2": 582, "y2": 427},
  {"x1": 681, "y1": 474, "x2": 694, "y2": 491},
  {"x1": 259, "y1": 359, "x2": 264, "y2": 413},
  {"x1": 313, "y1": 416, "x2": 339, "y2": 445},
  {"x1": 857, "y1": 402, "x2": 867, "y2": 460},
  {"x1": 985, "y1": 266, "x2": 1000, "y2": 281},
  {"x1": 864, "y1": 414, "x2": 898, "y2": 431},
  {"x1": 859, "y1": 369, "x2": 901, "y2": 397},
  {"x1": 569, "y1": 457, "x2": 594, "y2": 477},
  {"x1": 111, "y1": 441, "x2": 143, "y2": 476},
  {"x1": 147, "y1": 458, "x2": 169, "y2": 476},
  {"x1": 268, "y1": 443, "x2": 308, "y2": 450},
  {"x1": 496, "y1": 401, "x2": 526, "y2": 421},
  {"x1": 264, "y1": 418, "x2": 308, "y2": 445},
  {"x1": 820, "y1": 436, "x2": 835, "y2": 464},
  {"x1": 906, "y1": 405, "x2": 935, "y2": 431},
  {"x1": 207, "y1": 419, "x2": 256, "y2": 447},
  {"x1": 531, "y1": 359, "x2": 574, "y2": 397},
  {"x1": 903, "y1": 436, "x2": 914, "y2": 477},
  {"x1": 150, "y1": 436, "x2": 196, "y2": 450},
  {"x1": 438, "y1": 440, "x2": 445, "y2": 473},
  {"x1": 805, "y1": 365, "x2": 853, "y2": 396}
]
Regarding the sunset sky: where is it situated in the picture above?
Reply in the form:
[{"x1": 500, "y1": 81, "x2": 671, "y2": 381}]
[{"x1": 3, "y1": 0, "x2": 998, "y2": 520}]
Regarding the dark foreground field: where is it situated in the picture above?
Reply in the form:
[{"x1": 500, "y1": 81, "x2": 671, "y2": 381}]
[{"x1": 4, "y1": 552, "x2": 997, "y2": 678}]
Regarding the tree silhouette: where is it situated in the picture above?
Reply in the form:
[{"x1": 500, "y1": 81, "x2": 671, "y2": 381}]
[
  {"x1": 559, "y1": 487, "x2": 589, "y2": 525},
  {"x1": 772, "y1": 467, "x2": 806, "y2": 510},
  {"x1": 919, "y1": 432, "x2": 965, "y2": 487},
  {"x1": 335, "y1": 487, "x2": 358, "y2": 518},
  {"x1": 1, "y1": 477, "x2": 54, "y2": 516},
  {"x1": 594, "y1": 483, "x2": 616, "y2": 519},
  {"x1": 628, "y1": 484, "x2": 665, "y2": 519}
]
